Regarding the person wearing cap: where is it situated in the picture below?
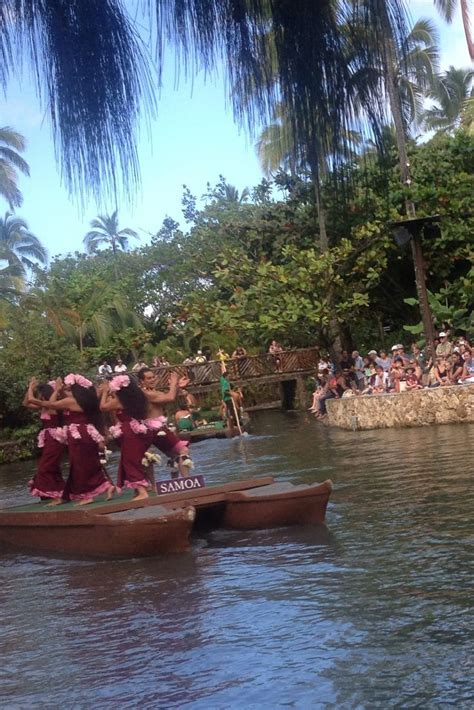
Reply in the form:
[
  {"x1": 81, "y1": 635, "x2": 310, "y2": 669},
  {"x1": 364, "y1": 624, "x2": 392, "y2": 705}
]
[
  {"x1": 396, "y1": 344, "x2": 411, "y2": 366},
  {"x1": 436, "y1": 332, "x2": 453, "y2": 358}
]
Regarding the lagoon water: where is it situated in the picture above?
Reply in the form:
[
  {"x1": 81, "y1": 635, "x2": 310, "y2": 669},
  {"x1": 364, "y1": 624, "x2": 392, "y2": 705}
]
[{"x1": 0, "y1": 412, "x2": 473, "y2": 708}]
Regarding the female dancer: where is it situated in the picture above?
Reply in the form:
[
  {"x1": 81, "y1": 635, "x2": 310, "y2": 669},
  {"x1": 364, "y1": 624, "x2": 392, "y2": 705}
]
[
  {"x1": 23, "y1": 378, "x2": 66, "y2": 501},
  {"x1": 29, "y1": 374, "x2": 114, "y2": 505},
  {"x1": 99, "y1": 374, "x2": 155, "y2": 500}
]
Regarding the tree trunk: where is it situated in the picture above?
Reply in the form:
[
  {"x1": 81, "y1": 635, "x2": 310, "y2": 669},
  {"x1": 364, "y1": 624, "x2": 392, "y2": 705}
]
[
  {"x1": 379, "y1": 4, "x2": 436, "y2": 357},
  {"x1": 460, "y1": 0, "x2": 474, "y2": 60}
]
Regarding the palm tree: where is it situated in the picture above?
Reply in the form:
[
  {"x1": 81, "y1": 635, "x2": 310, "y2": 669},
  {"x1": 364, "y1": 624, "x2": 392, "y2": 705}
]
[
  {"x1": 23, "y1": 287, "x2": 142, "y2": 355},
  {"x1": 434, "y1": 0, "x2": 474, "y2": 60},
  {"x1": 423, "y1": 66, "x2": 474, "y2": 133},
  {"x1": 0, "y1": 212, "x2": 47, "y2": 279},
  {"x1": 0, "y1": 127, "x2": 30, "y2": 208},
  {"x1": 84, "y1": 209, "x2": 138, "y2": 279},
  {"x1": 0, "y1": 1, "x2": 412, "y2": 202}
]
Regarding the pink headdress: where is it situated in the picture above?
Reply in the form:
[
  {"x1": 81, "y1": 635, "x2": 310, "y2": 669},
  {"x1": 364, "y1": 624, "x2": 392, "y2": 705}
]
[
  {"x1": 64, "y1": 373, "x2": 93, "y2": 389},
  {"x1": 109, "y1": 375, "x2": 130, "y2": 392}
]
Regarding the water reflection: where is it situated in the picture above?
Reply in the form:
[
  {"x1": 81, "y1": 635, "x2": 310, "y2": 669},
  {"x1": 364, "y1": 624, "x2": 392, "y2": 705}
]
[{"x1": 0, "y1": 414, "x2": 473, "y2": 707}]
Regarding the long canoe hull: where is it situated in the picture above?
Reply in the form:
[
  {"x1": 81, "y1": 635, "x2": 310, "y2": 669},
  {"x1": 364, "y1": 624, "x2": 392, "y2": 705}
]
[
  {"x1": 0, "y1": 506, "x2": 195, "y2": 559},
  {"x1": 222, "y1": 480, "x2": 333, "y2": 529}
]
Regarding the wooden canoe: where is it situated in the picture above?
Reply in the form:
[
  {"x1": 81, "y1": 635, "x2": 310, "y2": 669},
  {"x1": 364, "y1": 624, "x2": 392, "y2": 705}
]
[
  {"x1": 222, "y1": 479, "x2": 333, "y2": 529},
  {"x1": 0, "y1": 504, "x2": 195, "y2": 559}
]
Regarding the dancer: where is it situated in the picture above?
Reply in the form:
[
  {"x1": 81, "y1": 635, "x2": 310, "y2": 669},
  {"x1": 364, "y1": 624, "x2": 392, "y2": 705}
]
[
  {"x1": 28, "y1": 374, "x2": 114, "y2": 505},
  {"x1": 99, "y1": 375, "x2": 155, "y2": 500},
  {"x1": 137, "y1": 368, "x2": 193, "y2": 478},
  {"x1": 23, "y1": 378, "x2": 66, "y2": 501}
]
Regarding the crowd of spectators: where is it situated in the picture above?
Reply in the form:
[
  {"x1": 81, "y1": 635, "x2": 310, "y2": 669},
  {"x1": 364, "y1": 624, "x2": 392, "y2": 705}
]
[{"x1": 310, "y1": 333, "x2": 474, "y2": 420}]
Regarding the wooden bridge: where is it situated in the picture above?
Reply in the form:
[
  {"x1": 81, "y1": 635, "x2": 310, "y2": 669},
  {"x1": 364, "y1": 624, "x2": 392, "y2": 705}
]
[{"x1": 152, "y1": 346, "x2": 320, "y2": 410}]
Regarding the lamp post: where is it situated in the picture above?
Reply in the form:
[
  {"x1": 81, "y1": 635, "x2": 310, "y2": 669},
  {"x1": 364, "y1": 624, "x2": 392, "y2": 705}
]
[{"x1": 390, "y1": 215, "x2": 439, "y2": 358}]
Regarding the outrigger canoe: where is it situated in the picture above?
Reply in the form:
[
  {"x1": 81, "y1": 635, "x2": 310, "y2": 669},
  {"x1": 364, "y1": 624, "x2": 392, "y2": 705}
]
[
  {"x1": 222, "y1": 480, "x2": 333, "y2": 529},
  {"x1": 0, "y1": 476, "x2": 333, "y2": 558}
]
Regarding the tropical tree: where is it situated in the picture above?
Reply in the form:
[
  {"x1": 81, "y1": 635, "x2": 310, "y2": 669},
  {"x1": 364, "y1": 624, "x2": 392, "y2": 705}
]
[
  {"x1": 423, "y1": 66, "x2": 474, "y2": 133},
  {"x1": 84, "y1": 209, "x2": 138, "y2": 279},
  {"x1": 0, "y1": 1, "x2": 412, "y2": 202},
  {"x1": 0, "y1": 212, "x2": 47, "y2": 280},
  {"x1": 0, "y1": 127, "x2": 30, "y2": 208},
  {"x1": 434, "y1": 0, "x2": 474, "y2": 60}
]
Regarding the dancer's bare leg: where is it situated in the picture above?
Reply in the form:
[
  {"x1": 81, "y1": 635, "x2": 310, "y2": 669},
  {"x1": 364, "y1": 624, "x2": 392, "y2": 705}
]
[
  {"x1": 134, "y1": 485, "x2": 149, "y2": 501},
  {"x1": 47, "y1": 498, "x2": 63, "y2": 506},
  {"x1": 76, "y1": 498, "x2": 93, "y2": 506}
]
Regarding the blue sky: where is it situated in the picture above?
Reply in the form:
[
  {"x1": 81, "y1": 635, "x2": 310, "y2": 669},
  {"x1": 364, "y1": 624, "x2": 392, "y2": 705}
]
[{"x1": 0, "y1": 0, "x2": 471, "y2": 259}]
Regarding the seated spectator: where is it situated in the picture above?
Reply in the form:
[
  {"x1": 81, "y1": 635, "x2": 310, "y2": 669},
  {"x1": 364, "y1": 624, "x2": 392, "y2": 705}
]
[
  {"x1": 182, "y1": 354, "x2": 195, "y2": 366},
  {"x1": 352, "y1": 350, "x2": 365, "y2": 390},
  {"x1": 174, "y1": 397, "x2": 195, "y2": 432},
  {"x1": 315, "y1": 370, "x2": 340, "y2": 419},
  {"x1": 430, "y1": 357, "x2": 452, "y2": 387},
  {"x1": 375, "y1": 349, "x2": 392, "y2": 371},
  {"x1": 309, "y1": 370, "x2": 328, "y2": 413},
  {"x1": 98, "y1": 360, "x2": 112, "y2": 377},
  {"x1": 113, "y1": 358, "x2": 127, "y2": 373},
  {"x1": 232, "y1": 346, "x2": 247, "y2": 358},
  {"x1": 373, "y1": 365, "x2": 388, "y2": 393},
  {"x1": 405, "y1": 365, "x2": 422, "y2": 390},
  {"x1": 151, "y1": 355, "x2": 163, "y2": 368},
  {"x1": 389, "y1": 357, "x2": 405, "y2": 392},
  {"x1": 318, "y1": 354, "x2": 333, "y2": 373},
  {"x1": 460, "y1": 350, "x2": 474, "y2": 383},
  {"x1": 436, "y1": 331, "x2": 453, "y2": 358},
  {"x1": 194, "y1": 350, "x2": 207, "y2": 364},
  {"x1": 339, "y1": 350, "x2": 354, "y2": 371},
  {"x1": 131, "y1": 359, "x2": 148, "y2": 372},
  {"x1": 396, "y1": 344, "x2": 411, "y2": 365},
  {"x1": 450, "y1": 352, "x2": 464, "y2": 384},
  {"x1": 337, "y1": 367, "x2": 358, "y2": 395}
]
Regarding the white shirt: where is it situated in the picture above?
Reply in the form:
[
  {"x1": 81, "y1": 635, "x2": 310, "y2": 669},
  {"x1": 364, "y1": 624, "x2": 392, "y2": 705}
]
[{"x1": 114, "y1": 364, "x2": 127, "y2": 373}]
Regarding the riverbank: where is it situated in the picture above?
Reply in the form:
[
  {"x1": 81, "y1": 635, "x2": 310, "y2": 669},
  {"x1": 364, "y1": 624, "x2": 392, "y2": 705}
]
[{"x1": 326, "y1": 382, "x2": 474, "y2": 430}]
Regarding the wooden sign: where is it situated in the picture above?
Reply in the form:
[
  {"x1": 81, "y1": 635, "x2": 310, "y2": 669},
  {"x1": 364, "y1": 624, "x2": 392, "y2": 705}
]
[{"x1": 157, "y1": 474, "x2": 205, "y2": 495}]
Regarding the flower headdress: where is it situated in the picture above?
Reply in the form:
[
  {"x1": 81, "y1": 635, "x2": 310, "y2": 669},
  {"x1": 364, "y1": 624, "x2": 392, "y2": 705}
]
[
  {"x1": 109, "y1": 374, "x2": 130, "y2": 392},
  {"x1": 64, "y1": 373, "x2": 93, "y2": 389}
]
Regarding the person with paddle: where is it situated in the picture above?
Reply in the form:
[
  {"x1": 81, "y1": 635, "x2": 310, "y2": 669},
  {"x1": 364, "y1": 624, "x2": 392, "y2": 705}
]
[{"x1": 219, "y1": 364, "x2": 244, "y2": 436}]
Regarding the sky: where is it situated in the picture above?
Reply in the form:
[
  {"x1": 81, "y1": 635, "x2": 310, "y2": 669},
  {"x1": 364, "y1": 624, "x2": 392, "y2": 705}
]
[{"x1": 0, "y1": 0, "x2": 471, "y2": 260}]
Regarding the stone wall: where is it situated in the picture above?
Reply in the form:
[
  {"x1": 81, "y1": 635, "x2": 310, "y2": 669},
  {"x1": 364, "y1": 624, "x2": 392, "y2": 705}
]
[{"x1": 326, "y1": 384, "x2": 474, "y2": 430}]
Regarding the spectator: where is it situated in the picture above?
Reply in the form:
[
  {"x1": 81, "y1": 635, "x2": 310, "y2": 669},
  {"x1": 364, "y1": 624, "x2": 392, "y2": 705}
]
[
  {"x1": 436, "y1": 332, "x2": 453, "y2": 358},
  {"x1": 268, "y1": 340, "x2": 284, "y2": 372},
  {"x1": 309, "y1": 370, "x2": 329, "y2": 413},
  {"x1": 396, "y1": 344, "x2": 411, "y2": 365},
  {"x1": 151, "y1": 355, "x2": 163, "y2": 368},
  {"x1": 232, "y1": 346, "x2": 247, "y2": 358},
  {"x1": 216, "y1": 347, "x2": 230, "y2": 362},
  {"x1": 337, "y1": 367, "x2": 358, "y2": 395},
  {"x1": 430, "y1": 357, "x2": 452, "y2": 387},
  {"x1": 194, "y1": 350, "x2": 207, "y2": 364},
  {"x1": 405, "y1": 365, "x2": 422, "y2": 390},
  {"x1": 339, "y1": 350, "x2": 354, "y2": 371},
  {"x1": 373, "y1": 365, "x2": 388, "y2": 393},
  {"x1": 375, "y1": 349, "x2": 392, "y2": 371},
  {"x1": 113, "y1": 358, "x2": 127, "y2": 374},
  {"x1": 98, "y1": 360, "x2": 112, "y2": 377},
  {"x1": 182, "y1": 354, "x2": 195, "y2": 366},
  {"x1": 461, "y1": 349, "x2": 474, "y2": 383},
  {"x1": 450, "y1": 352, "x2": 464, "y2": 383},
  {"x1": 131, "y1": 359, "x2": 148, "y2": 372},
  {"x1": 352, "y1": 350, "x2": 365, "y2": 390},
  {"x1": 318, "y1": 354, "x2": 333, "y2": 373},
  {"x1": 316, "y1": 370, "x2": 340, "y2": 419}
]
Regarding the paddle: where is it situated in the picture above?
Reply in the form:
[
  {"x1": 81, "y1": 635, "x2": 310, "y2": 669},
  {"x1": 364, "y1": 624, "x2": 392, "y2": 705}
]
[{"x1": 230, "y1": 394, "x2": 244, "y2": 437}]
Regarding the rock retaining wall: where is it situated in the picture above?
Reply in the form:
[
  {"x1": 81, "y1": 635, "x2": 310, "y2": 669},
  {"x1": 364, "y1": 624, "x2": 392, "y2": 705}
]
[{"x1": 326, "y1": 383, "x2": 474, "y2": 430}]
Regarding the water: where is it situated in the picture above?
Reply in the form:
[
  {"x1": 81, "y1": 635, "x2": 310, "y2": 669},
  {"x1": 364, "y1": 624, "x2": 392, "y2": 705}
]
[{"x1": 0, "y1": 412, "x2": 473, "y2": 708}]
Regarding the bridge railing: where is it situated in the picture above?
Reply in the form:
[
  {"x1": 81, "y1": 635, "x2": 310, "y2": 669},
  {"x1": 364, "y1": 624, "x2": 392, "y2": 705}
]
[{"x1": 150, "y1": 346, "x2": 320, "y2": 389}]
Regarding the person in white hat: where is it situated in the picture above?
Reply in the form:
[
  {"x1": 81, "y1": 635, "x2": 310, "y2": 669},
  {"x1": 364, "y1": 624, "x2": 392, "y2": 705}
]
[{"x1": 436, "y1": 332, "x2": 453, "y2": 358}]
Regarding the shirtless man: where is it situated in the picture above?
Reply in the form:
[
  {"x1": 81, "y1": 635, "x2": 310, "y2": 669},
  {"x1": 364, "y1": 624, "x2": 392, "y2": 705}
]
[{"x1": 137, "y1": 368, "x2": 193, "y2": 478}]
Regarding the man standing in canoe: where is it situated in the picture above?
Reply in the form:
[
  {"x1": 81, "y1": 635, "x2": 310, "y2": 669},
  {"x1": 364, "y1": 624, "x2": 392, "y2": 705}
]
[
  {"x1": 137, "y1": 368, "x2": 193, "y2": 478},
  {"x1": 219, "y1": 365, "x2": 243, "y2": 436}
]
